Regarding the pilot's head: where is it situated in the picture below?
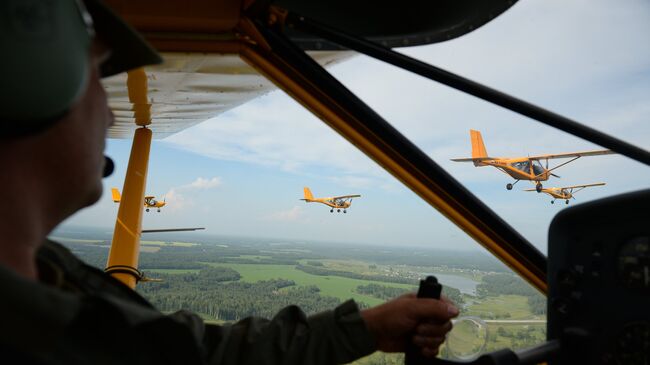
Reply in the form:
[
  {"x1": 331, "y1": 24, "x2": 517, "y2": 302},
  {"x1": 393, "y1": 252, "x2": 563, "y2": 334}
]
[{"x1": 0, "y1": 0, "x2": 161, "y2": 222}]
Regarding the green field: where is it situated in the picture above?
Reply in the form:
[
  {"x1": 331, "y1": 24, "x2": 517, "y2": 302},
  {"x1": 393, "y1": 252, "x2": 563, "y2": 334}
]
[
  {"x1": 465, "y1": 295, "x2": 537, "y2": 320},
  {"x1": 140, "y1": 240, "x2": 198, "y2": 247},
  {"x1": 204, "y1": 262, "x2": 415, "y2": 306},
  {"x1": 238, "y1": 255, "x2": 273, "y2": 260},
  {"x1": 318, "y1": 259, "x2": 378, "y2": 275},
  {"x1": 49, "y1": 236, "x2": 104, "y2": 244},
  {"x1": 148, "y1": 269, "x2": 201, "y2": 274},
  {"x1": 50, "y1": 237, "x2": 198, "y2": 248}
]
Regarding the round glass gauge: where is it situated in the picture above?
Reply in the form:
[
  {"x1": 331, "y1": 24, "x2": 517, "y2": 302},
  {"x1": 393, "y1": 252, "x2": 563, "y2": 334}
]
[{"x1": 445, "y1": 316, "x2": 488, "y2": 360}]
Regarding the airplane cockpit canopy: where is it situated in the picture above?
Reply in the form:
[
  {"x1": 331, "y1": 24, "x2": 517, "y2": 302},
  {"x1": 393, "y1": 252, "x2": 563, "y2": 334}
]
[{"x1": 60, "y1": 0, "x2": 650, "y2": 362}]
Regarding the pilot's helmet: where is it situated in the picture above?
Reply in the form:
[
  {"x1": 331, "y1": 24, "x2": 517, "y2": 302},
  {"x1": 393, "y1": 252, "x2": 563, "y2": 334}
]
[{"x1": 0, "y1": 0, "x2": 161, "y2": 137}]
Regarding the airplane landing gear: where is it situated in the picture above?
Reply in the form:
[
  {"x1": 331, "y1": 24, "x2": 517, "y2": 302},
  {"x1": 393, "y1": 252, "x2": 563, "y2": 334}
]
[
  {"x1": 337, "y1": 209, "x2": 341, "y2": 213},
  {"x1": 551, "y1": 200, "x2": 555, "y2": 204},
  {"x1": 343, "y1": 210, "x2": 347, "y2": 213},
  {"x1": 506, "y1": 180, "x2": 519, "y2": 190},
  {"x1": 536, "y1": 183, "x2": 543, "y2": 193},
  {"x1": 146, "y1": 208, "x2": 150, "y2": 212},
  {"x1": 157, "y1": 209, "x2": 161, "y2": 212},
  {"x1": 565, "y1": 200, "x2": 569, "y2": 205},
  {"x1": 330, "y1": 209, "x2": 333, "y2": 213}
]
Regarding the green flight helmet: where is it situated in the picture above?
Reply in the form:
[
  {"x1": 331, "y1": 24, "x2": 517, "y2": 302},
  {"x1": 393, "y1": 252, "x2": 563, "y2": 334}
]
[{"x1": 0, "y1": 0, "x2": 162, "y2": 137}]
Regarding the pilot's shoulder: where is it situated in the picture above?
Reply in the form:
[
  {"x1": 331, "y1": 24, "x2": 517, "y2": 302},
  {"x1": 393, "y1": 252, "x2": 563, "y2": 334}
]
[{"x1": 38, "y1": 240, "x2": 152, "y2": 307}]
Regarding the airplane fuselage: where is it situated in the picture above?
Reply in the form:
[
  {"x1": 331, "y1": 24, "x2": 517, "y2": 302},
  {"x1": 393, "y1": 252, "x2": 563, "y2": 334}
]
[
  {"x1": 144, "y1": 196, "x2": 165, "y2": 209},
  {"x1": 479, "y1": 158, "x2": 550, "y2": 182},
  {"x1": 304, "y1": 198, "x2": 352, "y2": 209},
  {"x1": 451, "y1": 130, "x2": 613, "y2": 192},
  {"x1": 541, "y1": 189, "x2": 572, "y2": 200}
]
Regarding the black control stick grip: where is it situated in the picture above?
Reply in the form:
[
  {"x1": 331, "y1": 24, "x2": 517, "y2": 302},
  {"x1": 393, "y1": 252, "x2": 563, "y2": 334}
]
[
  {"x1": 417, "y1": 276, "x2": 442, "y2": 300},
  {"x1": 405, "y1": 276, "x2": 443, "y2": 365}
]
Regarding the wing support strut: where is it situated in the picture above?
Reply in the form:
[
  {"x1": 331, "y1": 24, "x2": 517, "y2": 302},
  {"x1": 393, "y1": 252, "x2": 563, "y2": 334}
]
[
  {"x1": 105, "y1": 68, "x2": 153, "y2": 289},
  {"x1": 533, "y1": 156, "x2": 580, "y2": 180}
]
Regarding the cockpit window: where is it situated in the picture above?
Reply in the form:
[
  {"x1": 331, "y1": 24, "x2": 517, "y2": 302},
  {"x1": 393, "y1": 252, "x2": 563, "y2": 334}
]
[
  {"x1": 56, "y1": 0, "x2": 649, "y2": 362},
  {"x1": 532, "y1": 161, "x2": 544, "y2": 176},
  {"x1": 511, "y1": 161, "x2": 530, "y2": 173}
]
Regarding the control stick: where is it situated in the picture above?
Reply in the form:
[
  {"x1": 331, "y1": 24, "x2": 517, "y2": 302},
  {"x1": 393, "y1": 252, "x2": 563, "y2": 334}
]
[{"x1": 405, "y1": 276, "x2": 442, "y2": 365}]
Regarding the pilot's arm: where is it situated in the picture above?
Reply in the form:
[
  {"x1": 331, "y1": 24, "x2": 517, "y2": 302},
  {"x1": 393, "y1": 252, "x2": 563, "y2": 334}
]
[{"x1": 201, "y1": 301, "x2": 375, "y2": 365}]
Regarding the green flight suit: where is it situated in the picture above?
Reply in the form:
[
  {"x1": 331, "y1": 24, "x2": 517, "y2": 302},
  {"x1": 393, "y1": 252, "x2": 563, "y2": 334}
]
[{"x1": 0, "y1": 241, "x2": 376, "y2": 364}]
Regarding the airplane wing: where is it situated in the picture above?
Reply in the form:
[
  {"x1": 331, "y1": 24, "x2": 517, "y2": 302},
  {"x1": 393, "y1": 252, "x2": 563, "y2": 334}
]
[
  {"x1": 523, "y1": 182, "x2": 605, "y2": 192},
  {"x1": 450, "y1": 157, "x2": 497, "y2": 162},
  {"x1": 332, "y1": 194, "x2": 361, "y2": 199},
  {"x1": 102, "y1": 2, "x2": 516, "y2": 140},
  {"x1": 141, "y1": 228, "x2": 205, "y2": 233},
  {"x1": 559, "y1": 182, "x2": 606, "y2": 191},
  {"x1": 528, "y1": 150, "x2": 614, "y2": 160},
  {"x1": 105, "y1": 52, "x2": 353, "y2": 139}
]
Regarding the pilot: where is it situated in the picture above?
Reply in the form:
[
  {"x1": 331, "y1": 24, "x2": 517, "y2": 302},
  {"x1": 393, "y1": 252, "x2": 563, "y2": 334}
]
[{"x1": 0, "y1": 1, "x2": 458, "y2": 363}]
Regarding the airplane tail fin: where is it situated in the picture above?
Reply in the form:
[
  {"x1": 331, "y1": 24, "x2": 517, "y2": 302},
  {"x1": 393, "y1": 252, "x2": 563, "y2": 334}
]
[
  {"x1": 470, "y1": 129, "x2": 488, "y2": 166},
  {"x1": 303, "y1": 187, "x2": 314, "y2": 200},
  {"x1": 111, "y1": 188, "x2": 121, "y2": 203}
]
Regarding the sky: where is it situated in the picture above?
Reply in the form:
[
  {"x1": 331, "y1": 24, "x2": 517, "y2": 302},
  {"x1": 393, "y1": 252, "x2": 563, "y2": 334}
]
[{"x1": 63, "y1": 0, "x2": 650, "y2": 255}]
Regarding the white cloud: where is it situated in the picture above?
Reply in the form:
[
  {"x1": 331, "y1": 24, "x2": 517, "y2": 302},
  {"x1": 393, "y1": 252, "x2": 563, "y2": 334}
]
[
  {"x1": 265, "y1": 206, "x2": 304, "y2": 222},
  {"x1": 163, "y1": 176, "x2": 222, "y2": 212},
  {"x1": 187, "y1": 177, "x2": 221, "y2": 189},
  {"x1": 163, "y1": 92, "x2": 391, "y2": 190},
  {"x1": 163, "y1": 188, "x2": 192, "y2": 212}
]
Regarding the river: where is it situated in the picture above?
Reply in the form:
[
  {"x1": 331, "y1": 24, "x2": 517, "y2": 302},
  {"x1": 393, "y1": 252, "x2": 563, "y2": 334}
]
[{"x1": 424, "y1": 272, "x2": 480, "y2": 296}]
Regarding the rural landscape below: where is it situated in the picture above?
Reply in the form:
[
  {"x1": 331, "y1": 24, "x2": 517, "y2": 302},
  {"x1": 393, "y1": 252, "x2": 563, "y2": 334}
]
[{"x1": 53, "y1": 226, "x2": 547, "y2": 363}]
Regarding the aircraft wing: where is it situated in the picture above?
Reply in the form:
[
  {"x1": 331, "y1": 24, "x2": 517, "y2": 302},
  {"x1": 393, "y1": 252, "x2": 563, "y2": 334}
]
[
  {"x1": 559, "y1": 182, "x2": 606, "y2": 190},
  {"x1": 101, "y1": 1, "x2": 518, "y2": 140},
  {"x1": 332, "y1": 194, "x2": 361, "y2": 199},
  {"x1": 450, "y1": 157, "x2": 496, "y2": 162},
  {"x1": 141, "y1": 228, "x2": 205, "y2": 233},
  {"x1": 528, "y1": 150, "x2": 614, "y2": 160},
  {"x1": 104, "y1": 52, "x2": 353, "y2": 139},
  {"x1": 523, "y1": 182, "x2": 605, "y2": 192}
]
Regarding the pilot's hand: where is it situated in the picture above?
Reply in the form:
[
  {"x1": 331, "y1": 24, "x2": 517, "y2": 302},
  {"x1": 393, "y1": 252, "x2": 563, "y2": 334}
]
[{"x1": 360, "y1": 293, "x2": 458, "y2": 357}]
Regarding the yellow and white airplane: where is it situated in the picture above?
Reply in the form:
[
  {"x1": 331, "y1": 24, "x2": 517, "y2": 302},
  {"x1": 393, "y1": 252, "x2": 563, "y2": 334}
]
[
  {"x1": 111, "y1": 188, "x2": 166, "y2": 212},
  {"x1": 524, "y1": 182, "x2": 606, "y2": 205},
  {"x1": 452, "y1": 130, "x2": 614, "y2": 192},
  {"x1": 300, "y1": 187, "x2": 360, "y2": 213}
]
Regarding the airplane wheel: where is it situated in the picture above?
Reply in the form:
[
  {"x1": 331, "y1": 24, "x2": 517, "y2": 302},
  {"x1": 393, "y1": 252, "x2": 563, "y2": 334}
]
[
  {"x1": 536, "y1": 183, "x2": 543, "y2": 193},
  {"x1": 330, "y1": 209, "x2": 333, "y2": 213},
  {"x1": 146, "y1": 208, "x2": 149, "y2": 212},
  {"x1": 157, "y1": 209, "x2": 161, "y2": 212},
  {"x1": 337, "y1": 209, "x2": 341, "y2": 213},
  {"x1": 343, "y1": 210, "x2": 347, "y2": 214},
  {"x1": 551, "y1": 200, "x2": 554, "y2": 204},
  {"x1": 506, "y1": 183, "x2": 513, "y2": 190},
  {"x1": 565, "y1": 200, "x2": 569, "y2": 205}
]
